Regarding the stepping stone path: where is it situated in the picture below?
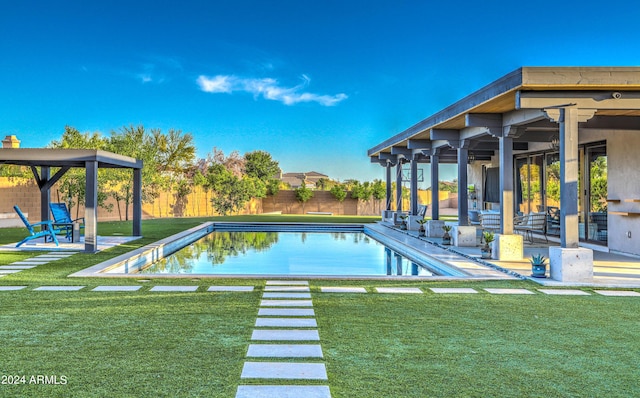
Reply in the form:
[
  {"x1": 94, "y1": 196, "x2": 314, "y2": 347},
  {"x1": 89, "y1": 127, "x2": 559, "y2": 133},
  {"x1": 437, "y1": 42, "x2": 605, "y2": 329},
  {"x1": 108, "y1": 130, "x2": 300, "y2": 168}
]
[
  {"x1": 237, "y1": 280, "x2": 331, "y2": 398},
  {"x1": 0, "y1": 252, "x2": 75, "y2": 276}
]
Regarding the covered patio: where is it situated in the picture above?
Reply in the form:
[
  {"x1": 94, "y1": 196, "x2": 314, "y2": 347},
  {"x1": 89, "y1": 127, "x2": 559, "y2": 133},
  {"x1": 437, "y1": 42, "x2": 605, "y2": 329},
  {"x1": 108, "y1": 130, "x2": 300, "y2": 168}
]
[
  {"x1": 0, "y1": 148, "x2": 143, "y2": 252},
  {"x1": 369, "y1": 67, "x2": 640, "y2": 283}
]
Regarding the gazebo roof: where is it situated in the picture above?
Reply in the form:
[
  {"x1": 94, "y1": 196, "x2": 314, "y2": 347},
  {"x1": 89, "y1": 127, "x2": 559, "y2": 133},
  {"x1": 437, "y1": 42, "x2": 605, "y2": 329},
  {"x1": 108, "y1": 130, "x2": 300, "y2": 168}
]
[{"x1": 0, "y1": 148, "x2": 142, "y2": 169}]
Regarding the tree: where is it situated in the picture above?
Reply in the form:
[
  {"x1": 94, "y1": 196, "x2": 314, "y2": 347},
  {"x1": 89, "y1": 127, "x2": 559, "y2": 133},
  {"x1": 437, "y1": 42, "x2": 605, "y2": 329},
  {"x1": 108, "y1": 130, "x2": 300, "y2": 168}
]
[
  {"x1": 105, "y1": 125, "x2": 161, "y2": 220},
  {"x1": 295, "y1": 185, "x2": 314, "y2": 213},
  {"x1": 244, "y1": 150, "x2": 280, "y2": 181},
  {"x1": 48, "y1": 126, "x2": 110, "y2": 217},
  {"x1": 371, "y1": 179, "x2": 386, "y2": 213},
  {"x1": 330, "y1": 184, "x2": 347, "y2": 214}
]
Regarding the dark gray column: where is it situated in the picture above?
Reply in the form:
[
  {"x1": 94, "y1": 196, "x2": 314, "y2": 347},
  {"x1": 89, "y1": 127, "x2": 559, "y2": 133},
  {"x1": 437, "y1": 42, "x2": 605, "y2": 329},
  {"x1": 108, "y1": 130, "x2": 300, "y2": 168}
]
[
  {"x1": 410, "y1": 156, "x2": 419, "y2": 216},
  {"x1": 395, "y1": 161, "x2": 403, "y2": 212},
  {"x1": 385, "y1": 163, "x2": 392, "y2": 211},
  {"x1": 431, "y1": 154, "x2": 439, "y2": 220},
  {"x1": 133, "y1": 168, "x2": 142, "y2": 236},
  {"x1": 559, "y1": 108, "x2": 580, "y2": 248},
  {"x1": 84, "y1": 161, "x2": 98, "y2": 253},
  {"x1": 499, "y1": 135, "x2": 514, "y2": 234},
  {"x1": 40, "y1": 167, "x2": 50, "y2": 223},
  {"x1": 457, "y1": 148, "x2": 469, "y2": 226}
]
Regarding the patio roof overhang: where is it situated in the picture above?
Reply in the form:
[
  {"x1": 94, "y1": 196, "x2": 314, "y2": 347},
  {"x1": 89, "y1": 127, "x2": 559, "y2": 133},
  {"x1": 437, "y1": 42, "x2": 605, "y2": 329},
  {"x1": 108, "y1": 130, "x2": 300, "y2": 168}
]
[
  {"x1": 368, "y1": 67, "x2": 640, "y2": 162},
  {"x1": 0, "y1": 148, "x2": 143, "y2": 253}
]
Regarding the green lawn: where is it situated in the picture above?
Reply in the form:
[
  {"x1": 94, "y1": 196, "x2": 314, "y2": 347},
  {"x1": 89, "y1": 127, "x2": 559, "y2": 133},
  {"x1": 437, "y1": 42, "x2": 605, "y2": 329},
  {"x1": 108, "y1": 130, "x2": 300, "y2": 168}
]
[{"x1": 0, "y1": 216, "x2": 638, "y2": 397}]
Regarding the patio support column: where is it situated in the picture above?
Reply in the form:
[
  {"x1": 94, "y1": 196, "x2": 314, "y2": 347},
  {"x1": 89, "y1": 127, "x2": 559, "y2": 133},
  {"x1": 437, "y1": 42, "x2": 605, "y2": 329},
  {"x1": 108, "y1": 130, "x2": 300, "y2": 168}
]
[
  {"x1": 544, "y1": 106, "x2": 595, "y2": 282},
  {"x1": 84, "y1": 160, "x2": 98, "y2": 253},
  {"x1": 560, "y1": 107, "x2": 580, "y2": 247},
  {"x1": 431, "y1": 153, "x2": 439, "y2": 220},
  {"x1": 395, "y1": 160, "x2": 403, "y2": 212},
  {"x1": 385, "y1": 162, "x2": 392, "y2": 211},
  {"x1": 457, "y1": 147, "x2": 469, "y2": 226},
  {"x1": 39, "y1": 166, "x2": 50, "y2": 223},
  {"x1": 410, "y1": 155, "x2": 419, "y2": 216},
  {"x1": 499, "y1": 134, "x2": 514, "y2": 235},
  {"x1": 133, "y1": 167, "x2": 142, "y2": 237}
]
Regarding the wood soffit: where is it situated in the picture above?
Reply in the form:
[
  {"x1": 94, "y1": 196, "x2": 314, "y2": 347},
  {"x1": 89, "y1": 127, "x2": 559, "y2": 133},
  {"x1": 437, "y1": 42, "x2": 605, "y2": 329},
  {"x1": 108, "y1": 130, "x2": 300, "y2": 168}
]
[{"x1": 369, "y1": 67, "x2": 640, "y2": 157}]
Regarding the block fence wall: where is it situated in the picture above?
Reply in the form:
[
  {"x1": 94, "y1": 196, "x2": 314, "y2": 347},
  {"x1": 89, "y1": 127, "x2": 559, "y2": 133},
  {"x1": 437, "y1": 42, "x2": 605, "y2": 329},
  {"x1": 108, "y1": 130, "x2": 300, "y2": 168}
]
[{"x1": 0, "y1": 177, "x2": 457, "y2": 223}]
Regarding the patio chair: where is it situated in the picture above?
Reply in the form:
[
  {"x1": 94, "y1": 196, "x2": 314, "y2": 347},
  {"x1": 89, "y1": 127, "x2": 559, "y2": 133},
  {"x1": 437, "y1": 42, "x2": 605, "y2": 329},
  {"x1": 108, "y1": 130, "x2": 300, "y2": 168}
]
[
  {"x1": 514, "y1": 212, "x2": 548, "y2": 243},
  {"x1": 546, "y1": 206, "x2": 560, "y2": 234},
  {"x1": 50, "y1": 202, "x2": 84, "y2": 240},
  {"x1": 590, "y1": 212, "x2": 608, "y2": 241},
  {"x1": 13, "y1": 205, "x2": 60, "y2": 247},
  {"x1": 479, "y1": 212, "x2": 500, "y2": 232}
]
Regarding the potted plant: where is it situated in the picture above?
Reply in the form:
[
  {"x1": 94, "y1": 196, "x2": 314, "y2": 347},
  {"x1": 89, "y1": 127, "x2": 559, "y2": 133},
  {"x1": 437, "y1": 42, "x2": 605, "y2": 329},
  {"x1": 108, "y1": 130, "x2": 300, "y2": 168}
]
[
  {"x1": 481, "y1": 231, "x2": 494, "y2": 259},
  {"x1": 398, "y1": 214, "x2": 408, "y2": 230},
  {"x1": 530, "y1": 254, "x2": 547, "y2": 278},
  {"x1": 442, "y1": 225, "x2": 452, "y2": 245},
  {"x1": 417, "y1": 219, "x2": 428, "y2": 237}
]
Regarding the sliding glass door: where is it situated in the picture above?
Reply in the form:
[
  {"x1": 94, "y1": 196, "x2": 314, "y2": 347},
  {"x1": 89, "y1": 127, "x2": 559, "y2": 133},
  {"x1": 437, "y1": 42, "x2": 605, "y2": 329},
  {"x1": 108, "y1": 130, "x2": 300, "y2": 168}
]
[
  {"x1": 584, "y1": 143, "x2": 608, "y2": 244},
  {"x1": 515, "y1": 142, "x2": 607, "y2": 244}
]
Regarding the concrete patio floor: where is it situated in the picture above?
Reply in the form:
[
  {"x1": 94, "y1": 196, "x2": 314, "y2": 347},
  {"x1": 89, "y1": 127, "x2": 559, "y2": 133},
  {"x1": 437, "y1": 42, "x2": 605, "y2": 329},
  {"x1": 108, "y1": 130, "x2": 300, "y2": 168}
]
[
  {"x1": 410, "y1": 227, "x2": 640, "y2": 288},
  {"x1": 0, "y1": 235, "x2": 141, "y2": 252}
]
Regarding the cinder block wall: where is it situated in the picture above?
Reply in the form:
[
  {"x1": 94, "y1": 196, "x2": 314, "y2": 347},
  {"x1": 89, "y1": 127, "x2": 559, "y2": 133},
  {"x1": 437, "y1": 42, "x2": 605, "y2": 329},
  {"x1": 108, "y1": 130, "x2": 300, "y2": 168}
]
[{"x1": 262, "y1": 190, "x2": 359, "y2": 215}]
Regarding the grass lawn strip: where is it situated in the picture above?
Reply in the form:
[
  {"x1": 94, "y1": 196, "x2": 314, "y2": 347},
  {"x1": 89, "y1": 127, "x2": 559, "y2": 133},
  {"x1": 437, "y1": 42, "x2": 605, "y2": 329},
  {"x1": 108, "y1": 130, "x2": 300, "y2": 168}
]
[{"x1": 1, "y1": 216, "x2": 639, "y2": 396}]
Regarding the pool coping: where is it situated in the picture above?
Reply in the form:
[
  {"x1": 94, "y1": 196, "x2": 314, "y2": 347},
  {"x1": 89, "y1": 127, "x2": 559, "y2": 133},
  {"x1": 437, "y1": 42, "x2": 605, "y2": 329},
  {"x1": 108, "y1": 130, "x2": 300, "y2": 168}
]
[{"x1": 69, "y1": 222, "x2": 515, "y2": 280}]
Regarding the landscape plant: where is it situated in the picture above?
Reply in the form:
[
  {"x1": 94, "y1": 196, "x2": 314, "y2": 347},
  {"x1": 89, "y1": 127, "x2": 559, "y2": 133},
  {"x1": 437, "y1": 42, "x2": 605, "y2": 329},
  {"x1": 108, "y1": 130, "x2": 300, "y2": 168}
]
[{"x1": 295, "y1": 185, "x2": 314, "y2": 213}]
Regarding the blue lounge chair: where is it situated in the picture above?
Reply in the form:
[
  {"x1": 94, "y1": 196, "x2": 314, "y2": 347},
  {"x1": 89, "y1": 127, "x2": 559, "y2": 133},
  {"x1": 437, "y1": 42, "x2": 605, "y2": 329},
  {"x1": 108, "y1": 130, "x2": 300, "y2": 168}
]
[
  {"x1": 13, "y1": 205, "x2": 60, "y2": 247},
  {"x1": 50, "y1": 203, "x2": 84, "y2": 240}
]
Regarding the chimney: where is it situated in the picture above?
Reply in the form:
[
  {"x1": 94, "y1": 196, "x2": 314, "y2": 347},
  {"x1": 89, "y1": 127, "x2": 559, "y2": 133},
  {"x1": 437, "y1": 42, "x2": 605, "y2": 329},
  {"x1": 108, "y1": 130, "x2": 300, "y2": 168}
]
[{"x1": 2, "y1": 135, "x2": 20, "y2": 148}]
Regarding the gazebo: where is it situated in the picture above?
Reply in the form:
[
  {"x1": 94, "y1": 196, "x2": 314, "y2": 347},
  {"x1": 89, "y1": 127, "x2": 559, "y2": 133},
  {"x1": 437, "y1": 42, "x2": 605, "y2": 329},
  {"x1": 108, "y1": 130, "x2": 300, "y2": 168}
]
[{"x1": 0, "y1": 148, "x2": 143, "y2": 252}]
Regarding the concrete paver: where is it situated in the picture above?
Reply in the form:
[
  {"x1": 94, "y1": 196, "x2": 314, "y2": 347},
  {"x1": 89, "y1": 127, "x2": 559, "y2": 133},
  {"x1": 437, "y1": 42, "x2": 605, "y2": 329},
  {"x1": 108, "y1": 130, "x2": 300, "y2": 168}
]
[
  {"x1": 258, "y1": 308, "x2": 315, "y2": 316},
  {"x1": 320, "y1": 287, "x2": 367, "y2": 293},
  {"x1": 262, "y1": 292, "x2": 311, "y2": 298},
  {"x1": 376, "y1": 287, "x2": 423, "y2": 294},
  {"x1": 255, "y1": 318, "x2": 317, "y2": 327},
  {"x1": 236, "y1": 385, "x2": 330, "y2": 398},
  {"x1": 241, "y1": 362, "x2": 327, "y2": 380},
  {"x1": 260, "y1": 300, "x2": 313, "y2": 307},
  {"x1": 246, "y1": 344, "x2": 323, "y2": 358},
  {"x1": 207, "y1": 286, "x2": 254, "y2": 292},
  {"x1": 251, "y1": 329, "x2": 320, "y2": 341},
  {"x1": 538, "y1": 289, "x2": 591, "y2": 295}
]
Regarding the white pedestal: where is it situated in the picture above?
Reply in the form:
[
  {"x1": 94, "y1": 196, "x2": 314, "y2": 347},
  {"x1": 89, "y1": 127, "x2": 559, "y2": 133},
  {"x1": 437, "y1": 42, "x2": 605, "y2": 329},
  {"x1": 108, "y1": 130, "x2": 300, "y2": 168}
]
[
  {"x1": 453, "y1": 226, "x2": 476, "y2": 247},
  {"x1": 382, "y1": 210, "x2": 394, "y2": 223},
  {"x1": 425, "y1": 220, "x2": 445, "y2": 238},
  {"x1": 407, "y1": 216, "x2": 424, "y2": 231},
  {"x1": 493, "y1": 234, "x2": 523, "y2": 261},
  {"x1": 549, "y1": 247, "x2": 593, "y2": 282}
]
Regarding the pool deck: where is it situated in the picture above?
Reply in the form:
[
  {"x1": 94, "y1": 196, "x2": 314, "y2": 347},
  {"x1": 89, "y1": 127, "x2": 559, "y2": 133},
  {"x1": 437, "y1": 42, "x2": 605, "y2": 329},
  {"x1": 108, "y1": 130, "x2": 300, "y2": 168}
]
[
  {"x1": 4, "y1": 221, "x2": 640, "y2": 287},
  {"x1": 0, "y1": 235, "x2": 141, "y2": 252},
  {"x1": 377, "y1": 222, "x2": 640, "y2": 288}
]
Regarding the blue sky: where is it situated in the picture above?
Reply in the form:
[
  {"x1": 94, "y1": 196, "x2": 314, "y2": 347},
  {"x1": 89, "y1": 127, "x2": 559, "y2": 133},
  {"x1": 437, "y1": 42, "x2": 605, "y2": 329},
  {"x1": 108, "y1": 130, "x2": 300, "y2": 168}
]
[{"x1": 1, "y1": 0, "x2": 639, "y2": 183}]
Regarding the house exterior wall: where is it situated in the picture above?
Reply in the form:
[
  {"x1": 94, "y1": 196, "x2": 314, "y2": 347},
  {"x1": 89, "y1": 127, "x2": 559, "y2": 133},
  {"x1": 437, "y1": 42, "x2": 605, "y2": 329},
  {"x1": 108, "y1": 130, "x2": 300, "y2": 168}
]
[{"x1": 598, "y1": 129, "x2": 640, "y2": 256}]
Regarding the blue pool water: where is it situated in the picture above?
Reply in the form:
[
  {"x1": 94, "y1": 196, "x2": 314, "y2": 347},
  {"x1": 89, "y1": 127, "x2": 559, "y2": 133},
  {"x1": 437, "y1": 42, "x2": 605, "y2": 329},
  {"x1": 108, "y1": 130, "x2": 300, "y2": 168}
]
[{"x1": 135, "y1": 231, "x2": 438, "y2": 276}]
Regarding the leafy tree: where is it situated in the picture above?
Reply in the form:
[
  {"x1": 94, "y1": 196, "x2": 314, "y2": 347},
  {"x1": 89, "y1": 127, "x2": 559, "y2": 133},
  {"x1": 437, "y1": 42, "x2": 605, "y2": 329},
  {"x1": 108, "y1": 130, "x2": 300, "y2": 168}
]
[
  {"x1": 104, "y1": 125, "x2": 161, "y2": 220},
  {"x1": 350, "y1": 181, "x2": 372, "y2": 202},
  {"x1": 295, "y1": 185, "x2": 314, "y2": 213},
  {"x1": 244, "y1": 150, "x2": 280, "y2": 181},
  {"x1": 48, "y1": 126, "x2": 110, "y2": 217},
  {"x1": 371, "y1": 179, "x2": 386, "y2": 213},
  {"x1": 330, "y1": 184, "x2": 347, "y2": 214},
  {"x1": 590, "y1": 156, "x2": 607, "y2": 212},
  {"x1": 206, "y1": 164, "x2": 261, "y2": 216}
]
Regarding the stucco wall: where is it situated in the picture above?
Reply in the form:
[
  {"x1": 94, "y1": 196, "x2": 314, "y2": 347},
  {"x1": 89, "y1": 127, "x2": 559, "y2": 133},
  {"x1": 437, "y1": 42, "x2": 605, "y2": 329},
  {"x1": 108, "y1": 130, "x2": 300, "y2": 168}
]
[{"x1": 601, "y1": 129, "x2": 640, "y2": 256}]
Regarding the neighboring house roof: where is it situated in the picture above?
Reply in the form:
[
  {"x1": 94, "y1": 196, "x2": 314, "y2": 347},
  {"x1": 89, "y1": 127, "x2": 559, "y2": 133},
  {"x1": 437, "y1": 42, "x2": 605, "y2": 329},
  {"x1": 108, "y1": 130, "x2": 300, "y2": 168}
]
[{"x1": 279, "y1": 171, "x2": 328, "y2": 188}]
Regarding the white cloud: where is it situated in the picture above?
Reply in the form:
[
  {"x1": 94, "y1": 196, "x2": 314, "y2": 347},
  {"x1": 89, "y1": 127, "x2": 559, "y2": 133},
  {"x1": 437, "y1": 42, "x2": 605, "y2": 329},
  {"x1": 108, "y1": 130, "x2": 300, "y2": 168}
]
[{"x1": 196, "y1": 74, "x2": 347, "y2": 106}]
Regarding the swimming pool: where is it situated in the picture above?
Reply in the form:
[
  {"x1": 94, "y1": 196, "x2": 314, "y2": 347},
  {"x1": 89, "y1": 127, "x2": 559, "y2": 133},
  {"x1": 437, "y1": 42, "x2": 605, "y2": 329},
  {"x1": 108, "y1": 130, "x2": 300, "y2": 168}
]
[
  {"x1": 134, "y1": 230, "x2": 435, "y2": 276},
  {"x1": 71, "y1": 222, "x2": 469, "y2": 278}
]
